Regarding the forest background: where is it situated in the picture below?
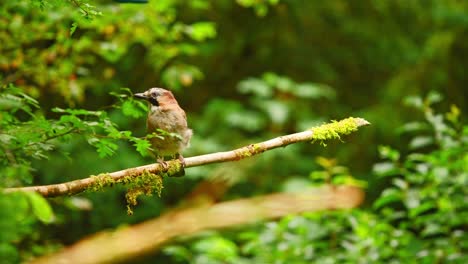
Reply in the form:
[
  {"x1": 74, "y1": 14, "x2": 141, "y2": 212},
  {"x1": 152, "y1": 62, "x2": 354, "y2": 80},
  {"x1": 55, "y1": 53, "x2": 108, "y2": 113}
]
[{"x1": 0, "y1": 0, "x2": 467, "y2": 263}]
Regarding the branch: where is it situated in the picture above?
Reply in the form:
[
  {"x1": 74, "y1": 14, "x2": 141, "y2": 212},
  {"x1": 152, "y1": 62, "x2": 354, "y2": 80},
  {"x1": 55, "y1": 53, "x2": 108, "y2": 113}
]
[
  {"x1": 11, "y1": 128, "x2": 78, "y2": 152},
  {"x1": 4, "y1": 117, "x2": 370, "y2": 197},
  {"x1": 30, "y1": 185, "x2": 364, "y2": 264},
  {"x1": 69, "y1": 0, "x2": 89, "y2": 17}
]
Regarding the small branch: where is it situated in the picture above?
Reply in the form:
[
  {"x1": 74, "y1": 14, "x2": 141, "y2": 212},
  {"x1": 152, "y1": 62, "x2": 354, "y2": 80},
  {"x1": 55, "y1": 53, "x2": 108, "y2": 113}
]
[
  {"x1": 69, "y1": 0, "x2": 89, "y2": 17},
  {"x1": 4, "y1": 117, "x2": 370, "y2": 197},
  {"x1": 11, "y1": 128, "x2": 78, "y2": 152},
  {"x1": 30, "y1": 185, "x2": 365, "y2": 264}
]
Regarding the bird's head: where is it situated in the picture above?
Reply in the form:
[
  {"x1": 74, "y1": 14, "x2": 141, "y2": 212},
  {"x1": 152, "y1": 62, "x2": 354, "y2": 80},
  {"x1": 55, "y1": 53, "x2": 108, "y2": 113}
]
[{"x1": 134, "y1": 87, "x2": 178, "y2": 107}]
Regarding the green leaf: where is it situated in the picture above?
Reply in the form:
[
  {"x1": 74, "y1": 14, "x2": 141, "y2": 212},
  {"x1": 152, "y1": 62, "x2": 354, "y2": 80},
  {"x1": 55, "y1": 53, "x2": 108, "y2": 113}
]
[
  {"x1": 373, "y1": 188, "x2": 403, "y2": 209},
  {"x1": 192, "y1": 236, "x2": 238, "y2": 260},
  {"x1": 90, "y1": 138, "x2": 119, "y2": 158},
  {"x1": 377, "y1": 145, "x2": 400, "y2": 161},
  {"x1": 121, "y1": 100, "x2": 145, "y2": 118},
  {"x1": 53, "y1": 107, "x2": 102, "y2": 116},
  {"x1": 133, "y1": 138, "x2": 151, "y2": 157},
  {"x1": 392, "y1": 178, "x2": 408, "y2": 190},
  {"x1": 332, "y1": 175, "x2": 368, "y2": 188},
  {"x1": 403, "y1": 96, "x2": 424, "y2": 109},
  {"x1": 294, "y1": 83, "x2": 336, "y2": 99},
  {"x1": 397, "y1": 121, "x2": 429, "y2": 134},
  {"x1": 260, "y1": 100, "x2": 289, "y2": 125},
  {"x1": 409, "y1": 136, "x2": 434, "y2": 150},
  {"x1": 425, "y1": 91, "x2": 443, "y2": 105},
  {"x1": 70, "y1": 22, "x2": 78, "y2": 36},
  {"x1": 421, "y1": 223, "x2": 444, "y2": 237},
  {"x1": 409, "y1": 201, "x2": 436, "y2": 218},
  {"x1": 186, "y1": 22, "x2": 216, "y2": 41},
  {"x1": 372, "y1": 162, "x2": 399, "y2": 177},
  {"x1": 25, "y1": 192, "x2": 54, "y2": 223},
  {"x1": 309, "y1": 171, "x2": 328, "y2": 181},
  {"x1": 163, "y1": 246, "x2": 191, "y2": 262},
  {"x1": 237, "y1": 78, "x2": 272, "y2": 98}
]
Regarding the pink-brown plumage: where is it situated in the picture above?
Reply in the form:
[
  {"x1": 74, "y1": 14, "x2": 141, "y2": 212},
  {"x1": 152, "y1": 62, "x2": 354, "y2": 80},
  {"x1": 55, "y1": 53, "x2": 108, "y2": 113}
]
[{"x1": 134, "y1": 87, "x2": 192, "y2": 158}]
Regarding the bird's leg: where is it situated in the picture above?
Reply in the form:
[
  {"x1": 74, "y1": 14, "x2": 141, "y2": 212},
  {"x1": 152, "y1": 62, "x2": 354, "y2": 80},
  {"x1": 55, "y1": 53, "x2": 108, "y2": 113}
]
[
  {"x1": 177, "y1": 153, "x2": 186, "y2": 167},
  {"x1": 156, "y1": 157, "x2": 169, "y2": 171}
]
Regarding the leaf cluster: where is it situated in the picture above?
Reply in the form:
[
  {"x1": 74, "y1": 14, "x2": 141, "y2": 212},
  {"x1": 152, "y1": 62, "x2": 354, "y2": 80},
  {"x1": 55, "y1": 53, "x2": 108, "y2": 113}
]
[
  {"x1": 0, "y1": 85, "x2": 157, "y2": 260},
  {"x1": 162, "y1": 93, "x2": 467, "y2": 263}
]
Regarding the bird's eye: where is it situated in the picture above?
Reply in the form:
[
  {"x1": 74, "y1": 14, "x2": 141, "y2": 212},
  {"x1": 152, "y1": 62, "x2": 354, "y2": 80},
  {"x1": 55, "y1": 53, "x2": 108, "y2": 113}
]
[{"x1": 151, "y1": 92, "x2": 158, "y2": 98}]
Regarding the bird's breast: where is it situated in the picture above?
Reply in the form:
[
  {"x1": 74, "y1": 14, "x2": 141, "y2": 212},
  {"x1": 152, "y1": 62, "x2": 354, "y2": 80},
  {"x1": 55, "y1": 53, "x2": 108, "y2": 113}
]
[{"x1": 147, "y1": 107, "x2": 188, "y2": 132}]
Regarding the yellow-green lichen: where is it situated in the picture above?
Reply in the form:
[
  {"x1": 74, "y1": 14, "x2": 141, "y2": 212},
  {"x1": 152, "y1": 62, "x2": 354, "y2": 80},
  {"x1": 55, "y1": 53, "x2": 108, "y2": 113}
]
[
  {"x1": 86, "y1": 169, "x2": 166, "y2": 215},
  {"x1": 235, "y1": 144, "x2": 264, "y2": 159},
  {"x1": 310, "y1": 117, "x2": 359, "y2": 146},
  {"x1": 124, "y1": 170, "x2": 164, "y2": 215},
  {"x1": 165, "y1": 160, "x2": 183, "y2": 177},
  {"x1": 87, "y1": 173, "x2": 115, "y2": 192},
  {"x1": 235, "y1": 148, "x2": 252, "y2": 159},
  {"x1": 250, "y1": 143, "x2": 263, "y2": 154}
]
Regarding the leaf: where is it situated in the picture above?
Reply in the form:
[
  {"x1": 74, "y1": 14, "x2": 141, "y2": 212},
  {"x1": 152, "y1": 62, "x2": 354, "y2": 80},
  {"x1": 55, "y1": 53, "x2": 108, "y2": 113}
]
[
  {"x1": 425, "y1": 90, "x2": 443, "y2": 105},
  {"x1": 332, "y1": 175, "x2": 368, "y2": 188},
  {"x1": 70, "y1": 22, "x2": 78, "y2": 36},
  {"x1": 293, "y1": 83, "x2": 336, "y2": 99},
  {"x1": 186, "y1": 22, "x2": 216, "y2": 41},
  {"x1": 315, "y1": 156, "x2": 336, "y2": 169},
  {"x1": 392, "y1": 178, "x2": 408, "y2": 190},
  {"x1": 409, "y1": 136, "x2": 434, "y2": 150},
  {"x1": 373, "y1": 188, "x2": 403, "y2": 209},
  {"x1": 409, "y1": 201, "x2": 436, "y2": 218},
  {"x1": 25, "y1": 192, "x2": 54, "y2": 223},
  {"x1": 224, "y1": 110, "x2": 266, "y2": 132},
  {"x1": 372, "y1": 162, "x2": 399, "y2": 177},
  {"x1": 274, "y1": 76, "x2": 294, "y2": 92},
  {"x1": 421, "y1": 223, "x2": 444, "y2": 237},
  {"x1": 377, "y1": 145, "x2": 400, "y2": 161},
  {"x1": 121, "y1": 100, "x2": 145, "y2": 118},
  {"x1": 163, "y1": 246, "x2": 191, "y2": 262},
  {"x1": 260, "y1": 100, "x2": 289, "y2": 125},
  {"x1": 403, "y1": 96, "x2": 423, "y2": 109},
  {"x1": 237, "y1": 78, "x2": 272, "y2": 98},
  {"x1": 262, "y1": 72, "x2": 279, "y2": 86},
  {"x1": 90, "y1": 139, "x2": 119, "y2": 158},
  {"x1": 446, "y1": 104, "x2": 460, "y2": 124},
  {"x1": 397, "y1": 121, "x2": 429, "y2": 134},
  {"x1": 192, "y1": 236, "x2": 238, "y2": 260},
  {"x1": 133, "y1": 138, "x2": 151, "y2": 157},
  {"x1": 309, "y1": 171, "x2": 328, "y2": 181}
]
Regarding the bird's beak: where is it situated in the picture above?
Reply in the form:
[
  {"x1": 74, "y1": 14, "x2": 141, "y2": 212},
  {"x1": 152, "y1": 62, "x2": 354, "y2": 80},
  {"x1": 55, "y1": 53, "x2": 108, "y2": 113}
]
[{"x1": 134, "y1": 92, "x2": 148, "y2": 100}]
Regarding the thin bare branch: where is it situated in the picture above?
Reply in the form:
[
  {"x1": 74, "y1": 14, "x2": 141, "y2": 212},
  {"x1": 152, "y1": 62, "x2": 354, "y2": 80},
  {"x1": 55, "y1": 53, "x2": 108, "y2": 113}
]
[{"x1": 4, "y1": 117, "x2": 370, "y2": 197}]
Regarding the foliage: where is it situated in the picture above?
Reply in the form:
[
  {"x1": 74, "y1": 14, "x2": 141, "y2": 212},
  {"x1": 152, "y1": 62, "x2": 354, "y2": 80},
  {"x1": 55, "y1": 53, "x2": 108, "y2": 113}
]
[
  {"x1": 236, "y1": 0, "x2": 279, "y2": 17},
  {"x1": 0, "y1": 85, "x2": 160, "y2": 259},
  {"x1": 162, "y1": 93, "x2": 467, "y2": 263},
  {"x1": 1, "y1": 0, "x2": 467, "y2": 262},
  {"x1": 0, "y1": 86, "x2": 146, "y2": 186},
  {"x1": 0, "y1": 0, "x2": 216, "y2": 104}
]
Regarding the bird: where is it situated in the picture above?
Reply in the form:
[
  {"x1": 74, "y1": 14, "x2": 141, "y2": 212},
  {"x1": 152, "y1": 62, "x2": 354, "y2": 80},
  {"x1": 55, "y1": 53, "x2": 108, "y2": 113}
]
[{"x1": 134, "y1": 87, "x2": 192, "y2": 175}]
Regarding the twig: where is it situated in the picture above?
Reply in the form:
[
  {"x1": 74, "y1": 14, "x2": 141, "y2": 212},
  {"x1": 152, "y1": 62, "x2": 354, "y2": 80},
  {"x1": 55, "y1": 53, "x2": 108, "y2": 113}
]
[
  {"x1": 4, "y1": 117, "x2": 370, "y2": 197},
  {"x1": 69, "y1": 0, "x2": 89, "y2": 17},
  {"x1": 11, "y1": 128, "x2": 78, "y2": 152}
]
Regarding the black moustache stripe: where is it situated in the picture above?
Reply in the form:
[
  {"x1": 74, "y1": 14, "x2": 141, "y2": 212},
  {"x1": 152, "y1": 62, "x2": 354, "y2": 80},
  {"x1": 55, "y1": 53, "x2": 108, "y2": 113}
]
[{"x1": 149, "y1": 98, "x2": 159, "y2": 106}]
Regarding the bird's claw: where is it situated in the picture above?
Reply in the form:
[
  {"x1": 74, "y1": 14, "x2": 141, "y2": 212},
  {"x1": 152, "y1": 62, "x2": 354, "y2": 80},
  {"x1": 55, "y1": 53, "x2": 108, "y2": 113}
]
[
  {"x1": 157, "y1": 158, "x2": 169, "y2": 171},
  {"x1": 177, "y1": 154, "x2": 186, "y2": 167}
]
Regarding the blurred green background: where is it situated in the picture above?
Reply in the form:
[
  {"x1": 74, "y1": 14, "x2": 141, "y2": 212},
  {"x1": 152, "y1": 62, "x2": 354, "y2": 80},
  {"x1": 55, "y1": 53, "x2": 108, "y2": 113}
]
[{"x1": 0, "y1": 0, "x2": 466, "y2": 263}]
